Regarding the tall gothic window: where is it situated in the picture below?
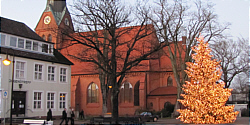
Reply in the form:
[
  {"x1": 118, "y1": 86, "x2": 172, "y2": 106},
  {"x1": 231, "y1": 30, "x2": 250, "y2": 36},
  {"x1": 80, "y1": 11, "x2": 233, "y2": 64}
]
[
  {"x1": 48, "y1": 34, "x2": 52, "y2": 42},
  {"x1": 134, "y1": 81, "x2": 140, "y2": 106},
  {"x1": 167, "y1": 76, "x2": 173, "y2": 86},
  {"x1": 87, "y1": 83, "x2": 99, "y2": 103},
  {"x1": 42, "y1": 35, "x2": 46, "y2": 40},
  {"x1": 120, "y1": 82, "x2": 132, "y2": 103}
]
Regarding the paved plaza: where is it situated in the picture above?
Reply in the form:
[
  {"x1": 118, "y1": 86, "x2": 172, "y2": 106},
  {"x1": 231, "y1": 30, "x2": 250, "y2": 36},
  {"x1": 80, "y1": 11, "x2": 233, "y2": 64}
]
[
  {"x1": 42, "y1": 117, "x2": 250, "y2": 125},
  {"x1": 2, "y1": 117, "x2": 249, "y2": 125}
]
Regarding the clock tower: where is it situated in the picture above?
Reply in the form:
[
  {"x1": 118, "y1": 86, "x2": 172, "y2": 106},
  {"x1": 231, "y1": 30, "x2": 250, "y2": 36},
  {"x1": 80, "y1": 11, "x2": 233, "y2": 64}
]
[{"x1": 35, "y1": 0, "x2": 74, "y2": 49}]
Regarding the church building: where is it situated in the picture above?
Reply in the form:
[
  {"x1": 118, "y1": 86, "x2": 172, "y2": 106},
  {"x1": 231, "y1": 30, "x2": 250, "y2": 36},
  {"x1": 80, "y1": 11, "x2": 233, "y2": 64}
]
[{"x1": 35, "y1": 0, "x2": 185, "y2": 117}]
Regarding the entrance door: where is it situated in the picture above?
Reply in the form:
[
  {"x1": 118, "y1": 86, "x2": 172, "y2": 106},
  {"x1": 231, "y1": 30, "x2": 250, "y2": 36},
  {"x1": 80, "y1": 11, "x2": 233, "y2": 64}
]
[{"x1": 12, "y1": 91, "x2": 26, "y2": 116}]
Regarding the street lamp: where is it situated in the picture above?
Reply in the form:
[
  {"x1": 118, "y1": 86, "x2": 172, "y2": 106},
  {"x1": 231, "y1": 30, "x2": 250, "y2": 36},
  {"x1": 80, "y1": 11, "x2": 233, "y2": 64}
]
[{"x1": 3, "y1": 52, "x2": 15, "y2": 125}]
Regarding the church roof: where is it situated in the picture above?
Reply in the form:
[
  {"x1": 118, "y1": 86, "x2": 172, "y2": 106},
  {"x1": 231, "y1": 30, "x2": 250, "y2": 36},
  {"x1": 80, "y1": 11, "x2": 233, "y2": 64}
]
[
  {"x1": 0, "y1": 17, "x2": 49, "y2": 43},
  {"x1": 149, "y1": 86, "x2": 177, "y2": 96},
  {"x1": 44, "y1": 0, "x2": 69, "y2": 26}
]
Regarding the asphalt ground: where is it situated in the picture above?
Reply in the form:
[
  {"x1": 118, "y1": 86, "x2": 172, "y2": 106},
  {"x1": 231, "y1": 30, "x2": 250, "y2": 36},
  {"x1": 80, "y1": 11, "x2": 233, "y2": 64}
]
[{"x1": 31, "y1": 117, "x2": 249, "y2": 125}]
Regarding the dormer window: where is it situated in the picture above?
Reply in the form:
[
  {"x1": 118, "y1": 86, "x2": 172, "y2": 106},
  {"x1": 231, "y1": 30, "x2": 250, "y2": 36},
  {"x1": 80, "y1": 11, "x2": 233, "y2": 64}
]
[
  {"x1": 33, "y1": 42, "x2": 38, "y2": 51},
  {"x1": 42, "y1": 44, "x2": 48, "y2": 53},
  {"x1": 25, "y1": 40, "x2": 32, "y2": 50},
  {"x1": 1, "y1": 34, "x2": 6, "y2": 45},
  {"x1": 2, "y1": 33, "x2": 53, "y2": 55},
  {"x1": 10, "y1": 36, "x2": 17, "y2": 47},
  {"x1": 18, "y1": 38, "x2": 25, "y2": 48}
]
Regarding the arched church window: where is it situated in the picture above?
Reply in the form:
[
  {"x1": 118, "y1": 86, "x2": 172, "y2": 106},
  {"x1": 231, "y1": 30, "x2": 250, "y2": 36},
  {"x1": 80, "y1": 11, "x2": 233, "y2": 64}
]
[
  {"x1": 134, "y1": 81, "x2": 140, "y2": 106},
  {"x1": 48, "y1": 34, "x2": 52, "y2": 42},
  {"x1": 87, "y1": 83, "x2": 99, "y2": 103},
  {"x1": 120, "y1": 82, "x2": 132, "y2": 103},
  {"x1": 42, "y1": 35, "x2": 46, "y2": 40},
  {"x1": 167, "y1": 76, "x2": 173, "y2": 86},
  {"x1": 164, "y1": 101, "x2": 172, "y2": 108}
]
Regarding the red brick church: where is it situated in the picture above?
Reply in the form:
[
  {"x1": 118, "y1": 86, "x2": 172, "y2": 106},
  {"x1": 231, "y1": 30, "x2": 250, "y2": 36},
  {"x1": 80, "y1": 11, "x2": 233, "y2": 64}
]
[{"x1": 35, "y1": 0, "x2": 185, "y2": 116}]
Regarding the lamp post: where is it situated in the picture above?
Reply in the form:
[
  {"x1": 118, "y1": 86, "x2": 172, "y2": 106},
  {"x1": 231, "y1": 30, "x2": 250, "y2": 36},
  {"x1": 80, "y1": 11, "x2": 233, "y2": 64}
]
[{"x1": 3, "y1": 51, "x2": 15, "y2": 125}]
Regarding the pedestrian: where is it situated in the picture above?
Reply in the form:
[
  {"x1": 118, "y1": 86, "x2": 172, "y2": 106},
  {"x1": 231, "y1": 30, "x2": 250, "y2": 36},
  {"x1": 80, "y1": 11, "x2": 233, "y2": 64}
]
[
  {"x1": 82, "y1": 109, "x2": 85, "y2": 119},
  {"x1": 71, "y1": 108, "x2": 75, "y2": 125},
  {"x1": 79, "y1": 109, "x2": 84, "y2": 120},
  {"x1": 66, "y1": 107, "x2": 72, "y2": 124},
  {"x1": 60, "y1": 108, "x2": 67, "y2": 125},
  {"x1": 47, "y1": 109, "x2": 52, "y2": 121}
]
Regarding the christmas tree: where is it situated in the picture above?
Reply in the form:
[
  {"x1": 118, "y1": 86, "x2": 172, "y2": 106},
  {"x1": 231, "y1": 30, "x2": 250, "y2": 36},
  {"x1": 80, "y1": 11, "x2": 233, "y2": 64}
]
[{"x1": 177, "y1": 36, "x2": 239, "y2": 124}]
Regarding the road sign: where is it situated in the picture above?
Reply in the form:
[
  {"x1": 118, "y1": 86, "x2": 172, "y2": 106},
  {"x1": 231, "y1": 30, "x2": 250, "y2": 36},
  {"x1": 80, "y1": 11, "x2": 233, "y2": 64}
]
[{"x1": 3, "y1": 91, "x2": 8, "y2": 99}]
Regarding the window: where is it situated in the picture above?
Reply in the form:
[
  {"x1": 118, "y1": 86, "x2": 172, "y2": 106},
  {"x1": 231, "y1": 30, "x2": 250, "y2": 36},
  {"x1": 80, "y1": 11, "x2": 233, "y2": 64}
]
[
  {"x1": 134, "y1": 82, "x2": 140, "y2": 106},
  {"x1": 34, "y1": 92, "x2": 42, "y2": 109},
  {"x1": 167, "y1": 76, "x2": 173, "y2": 86},
  {"x1": 87, "y1": 83, "x2": 99, "y2": 103},
  {"x1": 42, "y1": 35, "x2": 46, "y2": 40},
  {"x1": 232, "y1": 94, "x2": 236, "y2": 101},
  {"x1": 42, "y1": 44, "x2": 48, "y2": 53},
  {"x1": 34, "y1": 64, "x2": 43, "y2": 80},
  {"x1": 25, "y1": 40, "x2": 32, "y2": 50},
  {"x1": 60, "y1": 68, "x2": 67, "y2": 82},
  {"x1": 48, "y1": 66, "x2": 55, "y2": 81},
  {"x1": 16, "y1": 61, "x2": 25, "y2": 79},
  {"x1": 49, "y1": 44, "x2": 53, "y2": 54},
  {"x1": 10, "y1": 36, "x2": 17, "y2": 47},
  {"x1": 1, "y1": 34, "x2": 6, "y2": 46},
  {"x1": 47, "y1": 92, "x2": 55, "y2": 109},
  {"x1": 18, "y1": 38, "x2": 24, "y2": 48},
  {"x1": 48, "y1": 34, "x2": 52, "y2": 42},
  {"x1": 120, "y1": 82, "x2": 132, "y2": 103},
  {"x1": 33, "y1": 42, "x2": 38, "y2": 51},
  {"x1": 59, "y1": 93, "x2": 66, "y2": 109},
  {"x1": 65, "y1": 18, "x2": 69, "y2": 26},
  {"x1": 164, "y1": 102, "x2": 172, "y2": 109}
]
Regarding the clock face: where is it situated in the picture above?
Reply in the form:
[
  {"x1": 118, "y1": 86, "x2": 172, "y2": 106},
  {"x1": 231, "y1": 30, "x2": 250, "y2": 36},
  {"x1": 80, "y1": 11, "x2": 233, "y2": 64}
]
[{"x1": 44, "y1": 16, "x2": 51, "y2": 24}]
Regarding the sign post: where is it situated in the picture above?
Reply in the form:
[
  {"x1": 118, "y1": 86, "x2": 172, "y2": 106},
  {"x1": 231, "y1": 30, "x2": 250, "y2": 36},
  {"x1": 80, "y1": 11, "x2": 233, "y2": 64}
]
[{"x1": 3, "y1": 90, "x2": 8, "y2": 125}]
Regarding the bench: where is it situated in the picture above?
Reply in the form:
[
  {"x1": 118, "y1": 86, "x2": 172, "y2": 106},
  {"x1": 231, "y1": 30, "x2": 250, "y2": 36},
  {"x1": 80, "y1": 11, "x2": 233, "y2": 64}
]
[{"x1": 23, "y1": 119, "x2": 53, "y2": 125}]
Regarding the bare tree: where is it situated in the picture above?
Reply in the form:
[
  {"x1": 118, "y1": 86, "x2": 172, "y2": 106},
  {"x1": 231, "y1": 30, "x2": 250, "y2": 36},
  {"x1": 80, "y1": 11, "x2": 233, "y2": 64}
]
[
  {"x1": 148, "y1": 0, "x2": 229, "y2": 115},
  {"x1": 59, "y1": 0, "x2": 168, "y2": 122},
  {"x1": 211, "y1": 37, "x2": 249, "y2": 88},
  {"x1": 231, "y1": 73, "x2": 248, "y2": 93}
]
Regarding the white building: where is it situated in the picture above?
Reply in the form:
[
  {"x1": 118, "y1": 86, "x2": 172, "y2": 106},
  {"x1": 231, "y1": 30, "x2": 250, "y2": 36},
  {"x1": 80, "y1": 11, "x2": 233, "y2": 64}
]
[{"x1": 0, "y1": 17, "x2": 73, "y2": 118}]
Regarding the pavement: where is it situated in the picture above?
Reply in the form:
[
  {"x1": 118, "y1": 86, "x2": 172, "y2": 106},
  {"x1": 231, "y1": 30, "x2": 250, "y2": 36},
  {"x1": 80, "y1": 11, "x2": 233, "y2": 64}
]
[{"x1": 3, "y1": 117, "x2": 249, "y2": 125}]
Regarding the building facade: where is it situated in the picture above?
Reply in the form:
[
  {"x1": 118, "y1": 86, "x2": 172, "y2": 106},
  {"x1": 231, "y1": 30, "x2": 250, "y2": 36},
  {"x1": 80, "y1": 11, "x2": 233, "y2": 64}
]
[
  {"x1": 0, "y1": 17, "x2": 73, "y2": 118},
  {"x1": 35, "y1": 0, "x2": 184, "y2": 117}
]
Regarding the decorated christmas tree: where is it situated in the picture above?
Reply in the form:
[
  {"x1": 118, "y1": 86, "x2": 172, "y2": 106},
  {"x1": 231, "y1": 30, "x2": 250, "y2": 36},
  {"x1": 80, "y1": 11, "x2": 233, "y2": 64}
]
[{"x1": 177, "y1": 36, "x2": 239, "y2": 124}]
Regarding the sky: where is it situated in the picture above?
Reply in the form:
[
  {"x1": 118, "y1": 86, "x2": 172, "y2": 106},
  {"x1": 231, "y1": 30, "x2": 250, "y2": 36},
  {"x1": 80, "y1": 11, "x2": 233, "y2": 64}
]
[{"x1": 0, "y1": 0, "x2": 249, "y2": 41}]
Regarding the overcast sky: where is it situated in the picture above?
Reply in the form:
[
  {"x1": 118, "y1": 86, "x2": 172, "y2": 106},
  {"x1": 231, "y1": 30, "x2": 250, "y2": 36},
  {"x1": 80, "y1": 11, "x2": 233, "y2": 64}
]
[{"x1": 0, "y1": 0, "x2": 249, "y2": 41}]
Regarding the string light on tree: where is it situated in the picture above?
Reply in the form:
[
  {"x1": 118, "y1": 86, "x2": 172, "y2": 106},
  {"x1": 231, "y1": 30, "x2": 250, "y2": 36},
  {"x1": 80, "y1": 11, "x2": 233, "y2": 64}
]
[{"x1": 177, "y1": 35, "x2": 238, "y2": 124}]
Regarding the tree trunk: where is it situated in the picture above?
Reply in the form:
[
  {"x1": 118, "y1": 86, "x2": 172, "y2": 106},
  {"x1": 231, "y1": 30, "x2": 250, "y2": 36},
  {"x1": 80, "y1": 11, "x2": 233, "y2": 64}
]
[
  {"x1": 101, "y1": 83, "x2": 107, "y2": 114},
  {"x1": 173, "y1": 86, "x2": 181, "y2": 117},
  {"x1": 112, "y1": 88, "x2": 119, "y2": 123}
]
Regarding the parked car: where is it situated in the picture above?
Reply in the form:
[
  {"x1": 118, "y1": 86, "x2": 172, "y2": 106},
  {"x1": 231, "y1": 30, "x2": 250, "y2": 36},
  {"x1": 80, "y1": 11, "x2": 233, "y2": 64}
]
[{"x1": 137, "y1": 112, "x2": 159, "y2": 122}]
